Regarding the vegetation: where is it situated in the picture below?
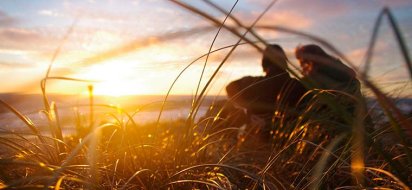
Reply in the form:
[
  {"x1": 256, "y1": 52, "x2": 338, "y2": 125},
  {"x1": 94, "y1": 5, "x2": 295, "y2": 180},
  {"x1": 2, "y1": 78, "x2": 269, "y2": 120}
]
[{"x1": 0, "y1": 1, "x2": 411, "y2": 189}]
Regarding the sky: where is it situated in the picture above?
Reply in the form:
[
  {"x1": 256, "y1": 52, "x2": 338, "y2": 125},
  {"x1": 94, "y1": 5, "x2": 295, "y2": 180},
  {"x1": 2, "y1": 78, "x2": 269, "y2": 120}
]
[{"x1": 0, "y1": 0, "x2": 411, "y2": 97}]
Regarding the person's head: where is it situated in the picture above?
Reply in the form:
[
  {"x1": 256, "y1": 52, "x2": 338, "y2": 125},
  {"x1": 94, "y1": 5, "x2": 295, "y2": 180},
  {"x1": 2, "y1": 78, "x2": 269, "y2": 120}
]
[
  {"x1": 295, "y1": 44, "x2": 331, "y2": 76},
  {"x1": 261, "y1": 44, "x2": 288, "y2": 75}
]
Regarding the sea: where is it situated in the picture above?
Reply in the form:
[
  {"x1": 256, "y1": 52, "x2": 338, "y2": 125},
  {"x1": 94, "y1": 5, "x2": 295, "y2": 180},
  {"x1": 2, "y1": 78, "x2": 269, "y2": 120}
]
[
  {"x1": 0, "y1": 93, "x2": 411, "y2": 134},
  {"x1": 0, "y1": 93, "x2": 222, "y2": 134}
]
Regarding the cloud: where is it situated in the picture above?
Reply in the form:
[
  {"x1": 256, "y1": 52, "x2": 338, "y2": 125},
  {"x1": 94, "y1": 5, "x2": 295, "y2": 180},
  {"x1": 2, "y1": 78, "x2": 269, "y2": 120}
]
[
  {"x1": 0, "y1": 28, "x2": 49, "y2": 50},
  {"x1": 38, "y1": 9, "x2": 64, "y2": 17},
  {"x1": 38, "y1": 7, "x2": 131, "y2": 23},
  {"x1": 229, "y1": 10, "x2": 312, "y2": 39},
  {"x1": 0, "y1": 28, "x2": 41, "y2": 41},
  {"x1": 248, "y1": 0, "x2": 412, "y2": 20},
  {"x1": 39, "y1": 3, "x2": 140, "y2": 23},
  {"x1": 246, "y1": 0, "x2": 349, "y2": 17},
  {"x1": 384, "y1": 0, "x2": 412, "y2": 7},
  {"x1": 347, "y1": 40, "x2": 389, "y2": 64},
  {"x1": 345, "y1": 39, "x2": 412, "y2": 84},
  {"x1": 0, "y1": 61, "x2": 36, "y2": 69},
  {"x1": 256, "y1": 11, "x2": 313, "y2": 29},
  {"x1": 0, "y1": 48, "x2": 35, "y2": 55},
  {"x1": 63, "y1": 6, "x2": 134, "y2": 23},
  {"x1": 347, "y1": 47, "x2": 367, "y2": 65},
  {"x1": 351, "y1": 0, "x2": 412, "y2": 9},
  {"x1": 0, "y1": 10, "x2": 18, "y2": 26}
]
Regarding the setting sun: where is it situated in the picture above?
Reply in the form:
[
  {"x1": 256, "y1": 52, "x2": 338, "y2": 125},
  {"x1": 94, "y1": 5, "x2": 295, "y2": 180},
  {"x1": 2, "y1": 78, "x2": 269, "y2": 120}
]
[{"x1": 78, "y1": 60, "x2": 150, "y2": 96}]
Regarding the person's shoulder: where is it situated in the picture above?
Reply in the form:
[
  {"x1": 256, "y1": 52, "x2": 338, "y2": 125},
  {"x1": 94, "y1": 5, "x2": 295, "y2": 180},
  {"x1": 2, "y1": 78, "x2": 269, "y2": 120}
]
[
  {"x1": 240, "y1": 76, "x2": 263, "y2": 80},
  {"x1": 332, "y1": 59, "x2": 357, "y2": 77},
  {"x1": 227, "y1": 76, "x2": 261, "y2": 89},
  {"x1": 237, "y1": 76, "x2": 263, "y2": 84},
  {"x1": 226, "y1": 76, "x2": 263, "y2": 98}
]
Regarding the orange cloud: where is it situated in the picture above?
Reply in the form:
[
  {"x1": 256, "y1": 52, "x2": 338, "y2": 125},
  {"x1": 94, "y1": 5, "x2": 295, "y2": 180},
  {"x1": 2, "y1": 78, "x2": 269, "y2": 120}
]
[
  {"x1": 232, "y1": 9, "x2": 313, "y2": 31},
  {"x1": 347, "y1": 41, "x2": 389, "y2": 66},
  {"x1": 229, "y1": 10, "x2": 312, "y2": 39},
  {"x1": 256, "y1": 11, "x2": 313, "y2": 28}
]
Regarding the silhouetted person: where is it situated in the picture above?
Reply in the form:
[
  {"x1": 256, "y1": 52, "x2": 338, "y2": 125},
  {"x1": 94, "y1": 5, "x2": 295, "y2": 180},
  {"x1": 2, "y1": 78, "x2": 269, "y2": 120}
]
[
  {"x1": 295, "y1": 44, "x2": 360, "y2": 95},
  {"x1": 295, "y1": 44, "x2": 363, "y2": 132},
  {"x1": 226, "y1": 44, "x2": 307, "y2": 138}
]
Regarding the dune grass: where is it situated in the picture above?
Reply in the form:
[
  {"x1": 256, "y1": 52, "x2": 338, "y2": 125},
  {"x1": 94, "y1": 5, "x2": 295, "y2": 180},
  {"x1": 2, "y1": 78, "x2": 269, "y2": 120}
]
[{"x1": 0, "y1": 1, "x2": 411, "y2": 189}]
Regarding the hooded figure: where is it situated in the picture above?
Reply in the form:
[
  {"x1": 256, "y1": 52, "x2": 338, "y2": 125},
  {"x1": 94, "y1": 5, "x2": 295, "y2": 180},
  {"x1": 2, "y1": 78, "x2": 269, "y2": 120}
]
[
  {"x1": 295, "y1": 44, "x2": 360, "y2": 95},
  {"x1": 226, "y1": 44, "x2": 307, "y2": 134},
  {"x1": 295, "y1": 44, "x2": 365, "y2": 133}
]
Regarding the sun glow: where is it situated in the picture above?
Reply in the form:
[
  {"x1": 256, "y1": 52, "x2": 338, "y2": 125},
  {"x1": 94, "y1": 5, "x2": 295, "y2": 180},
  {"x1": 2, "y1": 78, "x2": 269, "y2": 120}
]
[
  {"x1": 68, "y1": 44, "x2": 198, "y2": 96},
  {"x1": 93, "y1": 80, "x2": 147, "y2": 97},
  {"x1": 79, "y1": 60, "x2": 150, "y2": 96}
]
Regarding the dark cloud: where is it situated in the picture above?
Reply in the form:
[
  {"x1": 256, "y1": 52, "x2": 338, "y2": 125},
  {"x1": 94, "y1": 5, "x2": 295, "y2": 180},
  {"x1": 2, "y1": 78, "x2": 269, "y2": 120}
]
[{"x1": 0, "y1": 10, "x2": 18, "y2": 26}]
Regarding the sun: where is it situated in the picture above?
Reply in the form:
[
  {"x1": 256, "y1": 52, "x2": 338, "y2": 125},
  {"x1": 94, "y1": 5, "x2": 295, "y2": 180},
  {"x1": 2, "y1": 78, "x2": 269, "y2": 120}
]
[
  {"x1": 79, "y1": 60, "x2": 150, "y2": 96},
  {"x1": 93, "y1": 80, "x2": 144, "y2": 97}
]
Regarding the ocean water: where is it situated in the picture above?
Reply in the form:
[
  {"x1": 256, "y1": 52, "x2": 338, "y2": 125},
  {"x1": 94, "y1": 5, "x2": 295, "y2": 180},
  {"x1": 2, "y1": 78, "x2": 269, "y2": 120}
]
[
  {"x1": 0, "y1": 93, "x2": 411, "y2": 134},
  {"x1": 0, "y1": 93, "x2": 217, "y2": 133}
]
